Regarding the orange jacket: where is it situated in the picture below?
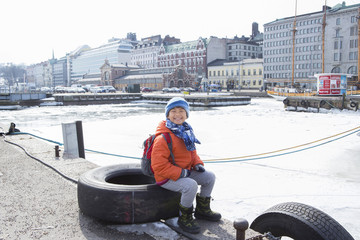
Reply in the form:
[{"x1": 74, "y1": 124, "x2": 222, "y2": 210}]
[{"x1": 151, "y1": 120, "x2": 204, "y2": 184}]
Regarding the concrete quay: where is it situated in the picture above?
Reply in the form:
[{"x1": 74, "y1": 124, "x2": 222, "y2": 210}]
[
  {"x1": 1, "y1": 90, "x2": 269, "y2": 108},
  {"x1": 0, "y1": 131, "x2": 155, "y2": 240},
  {"x1": 0, "y1": 125, "x2": 261, "y2": 240}
]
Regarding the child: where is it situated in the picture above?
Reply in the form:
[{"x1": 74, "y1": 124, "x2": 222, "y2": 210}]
[{"x1": 151, "y1": 97, "x2": 221, "y2": 233}]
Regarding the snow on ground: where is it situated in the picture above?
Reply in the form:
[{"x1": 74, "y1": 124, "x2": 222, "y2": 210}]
[{"x1": 1, "y1": 97, "x2": 360, "y2": 239}]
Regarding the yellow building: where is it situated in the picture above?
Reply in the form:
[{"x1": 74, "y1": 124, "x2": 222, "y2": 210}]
[{"x1": 207, "y1": 58, "x2": 263, "y2": 90}]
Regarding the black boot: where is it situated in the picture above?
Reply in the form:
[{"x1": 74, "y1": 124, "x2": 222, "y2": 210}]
[
  {"x1": 194, "y1": 194, "x2": 221, "y2": 221},
  {"x1": 178, "y1": 204, "x2": 200, "y2": 234}
]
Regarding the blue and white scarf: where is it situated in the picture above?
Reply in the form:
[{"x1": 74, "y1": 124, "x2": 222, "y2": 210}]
[{"x1": 165, "y1": 119, "x2": 201, "y2": 151}]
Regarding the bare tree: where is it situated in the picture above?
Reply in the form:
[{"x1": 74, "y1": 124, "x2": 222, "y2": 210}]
[{"x1": 0, "y1": 64, "x2": 26, "y2": 86}]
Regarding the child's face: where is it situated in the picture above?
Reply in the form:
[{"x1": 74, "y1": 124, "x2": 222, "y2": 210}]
[{"x1": 168, "y1": 107, "x2": 187, "y2": 125}]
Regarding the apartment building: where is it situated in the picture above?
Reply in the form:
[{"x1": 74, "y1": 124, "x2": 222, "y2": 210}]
[
  {"x1": 131, "y1": 35, "x2": 180, "y2": 68},
  {"x1": 324, "y1": 2, "x2": 359, "y2": 75},
  {"x1": 207, "y1": 58, "x2": 263, "y2": 90},
  {"x1": 158, "y1": 37, "x2": 227, "y2": 84},
  {"x1": 227, "y1": 38, "x2": 263, "y2": 61},
  {"x1": 263, "y1": 2, "x2": 359, "y2": 88}
]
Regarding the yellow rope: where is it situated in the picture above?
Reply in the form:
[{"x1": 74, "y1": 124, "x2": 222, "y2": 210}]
[{"x1": 203, "y1": 125, "x2": 360, "y2": 162}]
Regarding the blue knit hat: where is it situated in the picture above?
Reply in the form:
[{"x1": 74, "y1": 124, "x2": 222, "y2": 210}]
[{"x1": 165, "y1": 97, "x2": 190, "y2": 118}]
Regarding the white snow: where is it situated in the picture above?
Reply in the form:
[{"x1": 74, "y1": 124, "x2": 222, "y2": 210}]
[{"x1": 1, "y1": 97, "x2": 359, "y2": 239}]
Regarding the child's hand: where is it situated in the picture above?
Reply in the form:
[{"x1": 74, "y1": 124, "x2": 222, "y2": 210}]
[
  {"x1": 180, "y1": 169, "x2": 191, "y2": 178},
  {"x1": 194, "y1": 164, "x2": 205, "y2": 172}
]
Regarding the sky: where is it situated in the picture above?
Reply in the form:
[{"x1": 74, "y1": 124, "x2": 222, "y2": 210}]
[{"x1": 1, "y1": 0, "x2": 359, "y2": 66}]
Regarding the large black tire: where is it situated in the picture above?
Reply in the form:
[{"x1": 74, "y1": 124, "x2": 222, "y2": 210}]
[
  {"x1": 250, "y1": 202, "x2": 354, "y2": 240},
  {"x1": 77, "y1": 164, "x2": 180, "y2": 224}
]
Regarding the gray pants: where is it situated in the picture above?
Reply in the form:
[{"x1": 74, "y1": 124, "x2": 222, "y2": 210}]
[{"x1": 161, "y1": 170, "x2": 216, "y2": 208}]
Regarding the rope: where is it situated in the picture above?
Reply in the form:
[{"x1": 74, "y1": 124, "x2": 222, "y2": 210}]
[
  {"x1": 7, "y1": 125, "x2": 360, "y2": 164},
  {"x1": 203, "y1": 125, "x2": 360, "y2": 163},
  {"x1": 203, "y1": 127, "x2": 360, "y2": 163}
]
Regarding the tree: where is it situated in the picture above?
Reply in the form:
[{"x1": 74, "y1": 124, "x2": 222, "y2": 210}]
[{"x1": 0, "y1": 64, "x2": 26, "y2": 86}]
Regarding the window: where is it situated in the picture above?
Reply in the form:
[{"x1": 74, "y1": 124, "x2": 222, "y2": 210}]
[
  {"x1": 351, "y1": 16, "x2": 356, "y2": 23},
  {"x1": 350, "y1": 27, "x2": 357, "y2": 36},
  {"x1": 334, "y1": 40, "x2": 342, "y2": 49},
  {"x1": 350, "y1": 39, "x2": 358, "y2": 48},
  {"x1": 253, "y1": 69, "x2": 256, "y2": 75},
  {"x1": 335, "y1": 29, "x2": 340, "y2": 37},
  {"x1": 331, "y1": 67, "x2": 341, "y2": 73},
  {"x1": 349, "y1": 52, "x2": 358, "y2": 60},
  {"x1": 348, "y1": 66, "x2": 357, "y2": 74},
  {"x1": 336, "y1": 18, "x2": 340, "y2": 25},
  {"x1": 334, "y1": 53, "x2": 342, "y2": 61}
]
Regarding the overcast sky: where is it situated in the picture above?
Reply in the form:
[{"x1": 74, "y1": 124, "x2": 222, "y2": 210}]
[{"x1": 1, "y1": 0, "x2": 358, "y2": 66}]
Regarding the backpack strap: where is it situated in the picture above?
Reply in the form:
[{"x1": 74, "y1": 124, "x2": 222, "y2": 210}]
[{"x1": 161, "y1": 133, "x2": 176, "y2": 165}]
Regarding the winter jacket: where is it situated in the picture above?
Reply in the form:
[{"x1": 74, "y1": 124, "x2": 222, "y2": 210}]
[{"x1": 151, "y1": 120, "x2": 204, "y2": 185}]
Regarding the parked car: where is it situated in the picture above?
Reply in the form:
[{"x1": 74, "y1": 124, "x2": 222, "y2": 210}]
[
  {"x1": 162, "y1": 88, "x2": 171, "y2": 93},
  {"x1": 75, "y1": 87, "x2": 86, "y2": 93},
  {"x1": 54, "y1": 86, "x2": 66, "y2": 93},
  {"x1": 102, "y1": 86, "x2": 116, "y2": 93},
  {"x1": 169, "y1": 87, "x2": 181, "y2": 93},
  {"x1": 83, "y1": 84, "x2": 96, "y2": 92},
  {"x1": 183, "y1": 87, "x2": 195, "y2": 92},
  {"x1": 89, "y1": 87, "x2": 102, "y2": 93},
  {"x1": 141, "y1": 87, "x2": 153, "y2": 92}
]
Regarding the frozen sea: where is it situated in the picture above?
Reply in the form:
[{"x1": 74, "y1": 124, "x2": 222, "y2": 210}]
[{"x1": 1, "y1": 95, "x2": 360, "y2": 239}]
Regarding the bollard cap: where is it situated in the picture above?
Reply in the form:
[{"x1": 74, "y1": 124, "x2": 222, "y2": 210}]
[{"x1": 233, "y1": 218, "x2": 249, "y2": 230}]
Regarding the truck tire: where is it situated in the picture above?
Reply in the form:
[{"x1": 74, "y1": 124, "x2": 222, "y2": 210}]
[
  {"x1": 250, "y1": 202, "x2": 354, "y2": 240},
  {"x1": 77, "y1": 164, "x2": 180, "y2": 224}
]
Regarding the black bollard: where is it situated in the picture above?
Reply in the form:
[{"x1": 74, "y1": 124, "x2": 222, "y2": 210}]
[
  {"x1": 55, "y1": 145, "x2": 60, "y2": 158},
  {"x1": 233, "y1": 218, "x2": 249, "y2": 240}
]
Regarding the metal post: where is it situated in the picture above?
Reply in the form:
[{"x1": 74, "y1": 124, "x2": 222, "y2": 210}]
[
  {"x1": 55, "y1": 145, "x2": 60, "y2": 158},
  {"x1": 358, "y1": 7, "x2": 360, "y2": 83},
  {"x1": 233, "y1": 218, "x2": 249, "y2": 240},
  {"x1": 75, "y1": 121, "x2": 85, "y2": 158},
  {"x1": 322, "y1": 0, "x2": 327, "y2": 73},
  {"x1": 291, "y1": 0, "x2": 298, "y2": 87}
]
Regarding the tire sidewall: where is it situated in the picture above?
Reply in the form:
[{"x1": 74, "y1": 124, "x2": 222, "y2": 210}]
[{"x1": 77, "y1": 164, "x2": 180, "y2": 224}]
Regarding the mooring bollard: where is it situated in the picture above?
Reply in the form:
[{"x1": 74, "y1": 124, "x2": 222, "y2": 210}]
[
  {"x1": 55, "y1": 145, "x2": 60, "y2": 158},
  {"x1": 233, "y1": 218, "x2": 249, "y2": 240}
]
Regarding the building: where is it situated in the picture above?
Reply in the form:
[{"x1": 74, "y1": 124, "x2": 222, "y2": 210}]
[
  {"x1": 70, "y1": 38, "x2": 134, "y2": 83},
  {"x1": 51, "y1": 57, "x2": 68, "y2": 87},
  {"x1": 263, "y1": 2, "x2": 359, "y2": 88},
  {"x1": 100, "y1": 59, "x2": 140, "y2": 87},
  {"x1": 227, "y1": 39, "x2": 263, "y2": 61},
  {"x1": 113, "y1": 65, "x2": 196, "y2": 91},
  {"x1": 226, "y1": 22, "x2": 263, "y2": 61},
  {"x1": 131, "y1": 35, "x2": 180, "y2": 69},
  {"x1": 207, "y1": 58, "x2": 263, "y2": 90},
  {"x1": 324, "y1": 2, "x2": 359, "y2": 75},
  {"x1": 26, "y1": 61, "x2": 51, "y2": 88},
  {"x1": 157, "y1": 37, "x2": 227, "y2": 87}
]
